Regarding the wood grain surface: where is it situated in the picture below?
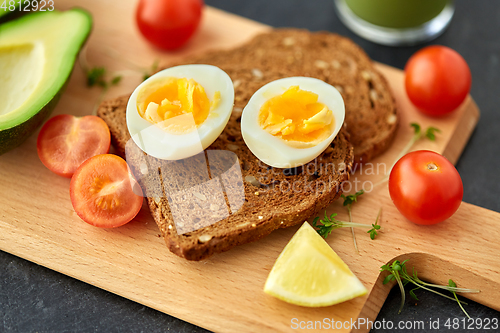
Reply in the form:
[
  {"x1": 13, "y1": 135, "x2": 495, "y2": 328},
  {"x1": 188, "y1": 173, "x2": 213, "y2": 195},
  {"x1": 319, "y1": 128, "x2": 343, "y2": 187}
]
[{"x1": 1, "y1": 1, "x2": 498, "y2": 332}]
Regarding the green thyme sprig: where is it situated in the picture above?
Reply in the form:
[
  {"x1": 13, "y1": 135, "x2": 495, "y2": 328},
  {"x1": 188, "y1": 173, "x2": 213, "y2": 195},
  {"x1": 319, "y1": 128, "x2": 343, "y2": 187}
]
[
  {"x1": 374, "y1": 123, "x2": 441, "y2": 187},
  {"x1": 388, "y1": 123, "x2": 441, "y2": 175},
  {"x1": 341, "y1": 190, "x2": 365, "y2": 208},
  {"x1": 312, "y1": 211, "x2": 375, "y2": 239},
  {"x1": 83, "y1": 66, "x2": 122, "y2": 115},
  {"x1": 85, "y1": 66, "x2": 122, "y2": 89},
  {"x1": 408, "y1": 122, "x2": 441, "y2": 146},
  {"x1": 79, "y1": 46, "x2": 161, "y2": 115},
  {"x1": 380, "y1": 259, "x2": 479, "y2": 316},
  {"x1": 368, "y1": 208, "x2": 382, "y2": 240}
]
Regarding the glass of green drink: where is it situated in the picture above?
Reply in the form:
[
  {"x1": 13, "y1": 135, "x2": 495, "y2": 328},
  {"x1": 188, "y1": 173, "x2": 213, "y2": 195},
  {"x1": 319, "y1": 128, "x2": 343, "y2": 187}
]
[{"x1": 334, "y1": 0, "x2": 455, "y2": 46}]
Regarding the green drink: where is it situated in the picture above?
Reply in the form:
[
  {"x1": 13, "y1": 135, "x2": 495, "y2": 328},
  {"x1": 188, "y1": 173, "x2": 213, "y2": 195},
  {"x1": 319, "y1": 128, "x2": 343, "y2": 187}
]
[
  {"x1": 345, "y1": 0, "x2": 449, "y2": 28},
  {"x1": 335, "y1": 0, "x2": 455, "y2": 45}
]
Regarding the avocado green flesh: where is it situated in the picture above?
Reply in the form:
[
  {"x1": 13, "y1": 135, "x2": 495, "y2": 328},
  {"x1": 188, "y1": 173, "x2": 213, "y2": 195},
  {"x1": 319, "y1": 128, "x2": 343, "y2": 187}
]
[
  {"x1": 0, "y1": 9, "x2": 92, "y2": 154},
  {"x1": 0, "y1": 43, "x2": 44, "y2": 115},
  {"x1": 0, "y1": 85, "x2": 64, "y2": 155}
]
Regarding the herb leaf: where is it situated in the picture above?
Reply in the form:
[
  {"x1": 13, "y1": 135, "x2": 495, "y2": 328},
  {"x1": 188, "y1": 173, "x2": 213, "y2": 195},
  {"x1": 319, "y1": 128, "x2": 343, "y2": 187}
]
[
  {"x1": 86, "y1": 67, "x2": 107, "y2": 87},
  {"x1": 383, "y1": 274, "x2": 394, "y2": 285},
  {"x1": 425, "y1": 127, "x2": 441, "y2": 141},
  {"x1": 86, "y1": 67, "x2": 122, "y2": 89},
  {"x1": 409, "y1": 287, "x2": 420, "y2": 301},
  {"x1": 380, "y1": 260, "x2": 479, "y2": 316},
  {"x1": 449, "y1": 279, "x2": 472, "y2": 319},
  {"x1": 378, "y1": 123, "x2": 442, "y2": 185},
  {"x1": 367, "y1": 207, "x2": 382, "y2": 240},
  {"x1": 311, "y1": 211, "x2": 373, "y2": 239},
  {"x1": 111, "y1": 75, "x2": 122, "y2": 86},
  {"x1": 341, "y1": 190, "x2": 364, "y2": 207},
  {"x1": 410, "y1": 122, "x2": 421, "y2": 135}
]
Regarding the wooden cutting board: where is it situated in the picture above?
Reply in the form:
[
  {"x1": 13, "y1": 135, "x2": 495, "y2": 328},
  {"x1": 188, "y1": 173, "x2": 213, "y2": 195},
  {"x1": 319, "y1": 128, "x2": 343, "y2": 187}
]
[{"x1": 1, "y1": 1, "x2": 499, "y2": 332}]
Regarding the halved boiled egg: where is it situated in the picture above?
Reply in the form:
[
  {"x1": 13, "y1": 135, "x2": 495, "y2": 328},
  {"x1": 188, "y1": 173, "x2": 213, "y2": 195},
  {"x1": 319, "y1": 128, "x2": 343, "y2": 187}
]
[
  {"x1": 126, "y1": 64, "x2": 234, "y2": 160},
  {"x1": 241, "y1": 77, "x2": 345, "y2": 168}
]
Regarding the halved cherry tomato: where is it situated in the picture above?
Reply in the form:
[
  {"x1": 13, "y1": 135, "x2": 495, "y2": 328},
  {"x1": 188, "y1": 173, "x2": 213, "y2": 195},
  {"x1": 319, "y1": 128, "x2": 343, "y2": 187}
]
[
  {"x1": 389, "y1": 150, "x2": 463, "y2": 225},
  {"x1": 70, "y1": 154, "x2": 144, "y2": 228},
  {"x1": 405, "y1": 46, "x2": 471, "y2": 117},
  {"x1": 37, "y1": 115, "x2": 111, "y2": 178},
  {"x1": 136, "y1": 0, "x2": 203, "y2": 50}
]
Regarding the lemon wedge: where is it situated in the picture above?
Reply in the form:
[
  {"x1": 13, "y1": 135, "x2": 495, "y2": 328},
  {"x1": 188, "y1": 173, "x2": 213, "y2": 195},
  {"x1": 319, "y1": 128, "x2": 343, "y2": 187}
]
[{"x1": 264, "y1": 222, "x2": 367, "y2": 307}]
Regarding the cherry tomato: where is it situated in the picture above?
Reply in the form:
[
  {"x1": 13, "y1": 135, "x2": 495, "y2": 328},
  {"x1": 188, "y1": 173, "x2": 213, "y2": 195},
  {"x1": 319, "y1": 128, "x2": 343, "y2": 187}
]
[
  {"x1": 389, "y1": 150, "x2": 463, "y2": 225},
  {"x1": 37, "y1": 115, "x2": 111, "y2": 178},
  {"x1": 70, "y1": 154, "x2": 144, "y2": 228},
  {"x1": 136, "y1": 0, "x2": 203, "y2": 50},
  {"x1": 405, "y1": 46, "x2": 471, "y2": 116}
]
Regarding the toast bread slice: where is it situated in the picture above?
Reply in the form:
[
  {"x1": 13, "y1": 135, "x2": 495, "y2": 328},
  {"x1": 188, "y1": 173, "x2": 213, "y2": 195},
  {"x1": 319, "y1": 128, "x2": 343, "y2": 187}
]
[
  {"x1": 97, "y1": 29, "x2": 397, "y2": 260},
  {"x1": 98, "y1": 95, "x2": 353, "y2": 261}
]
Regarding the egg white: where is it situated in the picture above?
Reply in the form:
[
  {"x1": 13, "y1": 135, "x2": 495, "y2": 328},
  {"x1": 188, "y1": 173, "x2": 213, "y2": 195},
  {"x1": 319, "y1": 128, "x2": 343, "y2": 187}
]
[
  {"x1": 241, "y1": 77, "x2": 345, "y2": 168},
  {"x1": 126, "y1": 64, "x2": 234, "y2": 160}
]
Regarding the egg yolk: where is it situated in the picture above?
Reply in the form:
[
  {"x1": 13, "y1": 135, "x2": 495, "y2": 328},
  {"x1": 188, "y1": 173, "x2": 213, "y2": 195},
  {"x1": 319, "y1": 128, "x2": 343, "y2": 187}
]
[
  {"x1": 258, "y1": 86, "x2": 334, "y2": 147},
  {"x1": 137, "y1": 77, "x2": 220, "y2": 134}
]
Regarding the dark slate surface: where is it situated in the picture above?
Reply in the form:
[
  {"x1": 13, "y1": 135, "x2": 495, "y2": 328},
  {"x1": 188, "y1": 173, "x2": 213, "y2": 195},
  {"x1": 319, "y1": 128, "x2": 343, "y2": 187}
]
[{"x1": 1, "y1": 0, "x2": 499, "y2": 332}]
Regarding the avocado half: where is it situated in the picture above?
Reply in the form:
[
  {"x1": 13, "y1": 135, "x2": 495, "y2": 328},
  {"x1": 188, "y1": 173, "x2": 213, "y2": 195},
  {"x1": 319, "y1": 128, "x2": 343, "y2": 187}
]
[{"x1": 0, "y1": 9, "x2": 92, "y2": 155}]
